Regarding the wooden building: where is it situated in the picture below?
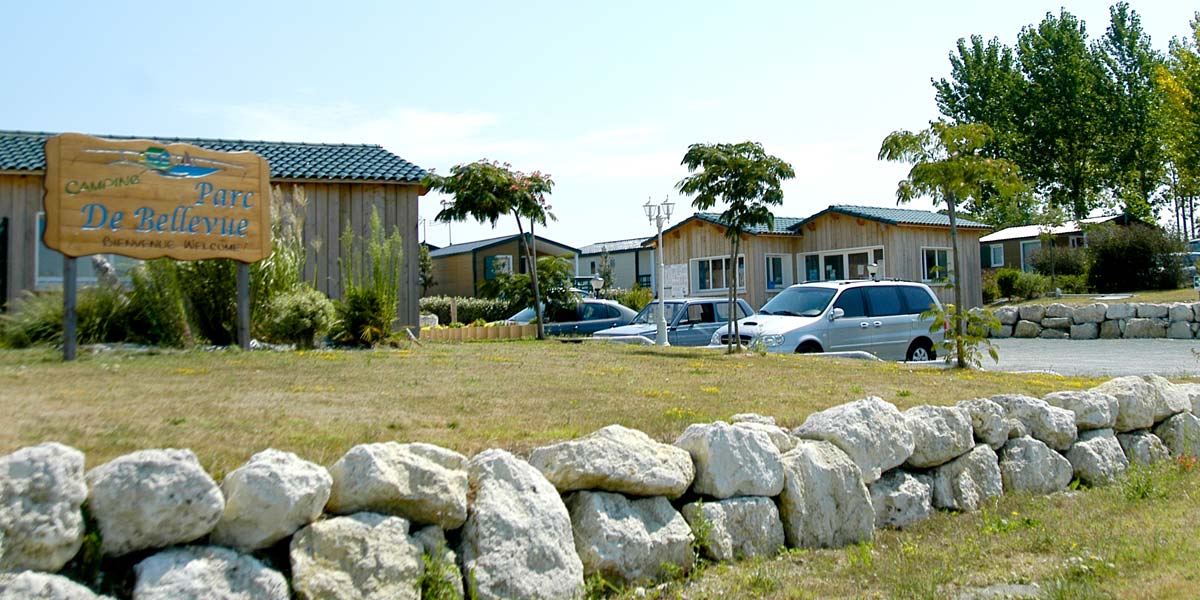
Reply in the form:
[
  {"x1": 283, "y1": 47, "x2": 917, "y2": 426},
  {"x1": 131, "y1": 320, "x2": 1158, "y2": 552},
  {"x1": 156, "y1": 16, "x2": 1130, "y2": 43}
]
[
  {"x1": 978, "y1": 214, "x2": 1145, "y2": 272},
  {"x1": 0, "y1": 130, "x2": 426, "y2": 328},
  {"x1": 425, "y1": 233, "x2": 579, "y2": 298},
  {"x1": 646, "y1": 205, "x2": 990, "y2": 310},
  {"x1": 576, "y1": 237, "x2": 655, "y2": 290}
]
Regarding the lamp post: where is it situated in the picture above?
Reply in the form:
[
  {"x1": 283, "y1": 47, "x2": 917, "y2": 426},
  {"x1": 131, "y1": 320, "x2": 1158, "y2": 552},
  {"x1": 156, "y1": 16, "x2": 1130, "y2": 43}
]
[{"x1": 644, "y1": 196, "x2": 674, "y2": 346}]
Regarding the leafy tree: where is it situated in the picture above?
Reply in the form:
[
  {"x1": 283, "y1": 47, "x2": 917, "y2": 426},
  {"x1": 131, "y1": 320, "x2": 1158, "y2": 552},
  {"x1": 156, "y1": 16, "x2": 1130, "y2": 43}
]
[
  {"x1": 1016, "y1": 9, "x2": 1110, "y2": 219},
  {"x1": 1158, "y1": 13, "x2": 1200, "y2": 239},
  {"x1": 934, "y1": 35, "x2": 1024, "y2": 154},
  {"x1": 425, "y1": 160, "x2": 556, "y2": 339},
  {"x1": 419, "y1": 243, "x2": 435, "y2": 295},
  {"x1": 596, "y1": 246, "x2": 616, "y2": 291},
  {"x1": 478, "y1": 256, "x2": 577, "y2": 321},
  {"x1": 1095, "y1": 2, "x2": 1166, "y2": 219},
  {"x1": 879, "y1": 121, "x2": 1024, "y2": 368},
  {"x1": 676, "y1": 142, "x2": 795, "y2": 353}
]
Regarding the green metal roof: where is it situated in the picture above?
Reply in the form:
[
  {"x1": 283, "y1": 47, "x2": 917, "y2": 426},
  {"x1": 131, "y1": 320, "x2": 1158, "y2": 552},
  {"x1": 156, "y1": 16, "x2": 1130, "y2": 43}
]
[
  {"x1": 789, "y1": 205, "x2": 991, "y2": 231},
  {"x1": 0, "y1": 130, "x2": 426, "y2": 183},
  {"x1": 694, "y1": 212, "x2": 805, "y2": 235},
  {"x1": 429, "y1": 233, "x2": 580, "y2": 258}
]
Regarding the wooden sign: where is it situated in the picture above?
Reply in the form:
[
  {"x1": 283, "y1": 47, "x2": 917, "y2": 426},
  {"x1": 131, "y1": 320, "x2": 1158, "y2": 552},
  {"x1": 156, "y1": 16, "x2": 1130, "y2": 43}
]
[{"x1": 42, "y1": 133, "x2": 272, "y2": 263}]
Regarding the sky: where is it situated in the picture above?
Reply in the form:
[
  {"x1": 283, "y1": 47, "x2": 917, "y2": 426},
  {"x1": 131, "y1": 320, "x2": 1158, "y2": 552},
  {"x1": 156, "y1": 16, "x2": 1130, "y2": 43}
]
[{"x1": 3, "y1": 1, "x2": 1197, "y2": 250}]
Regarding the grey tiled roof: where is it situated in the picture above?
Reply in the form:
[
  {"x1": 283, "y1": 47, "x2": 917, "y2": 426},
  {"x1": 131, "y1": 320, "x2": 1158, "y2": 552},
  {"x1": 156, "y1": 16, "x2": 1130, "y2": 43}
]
[
  {"x1": 694, "y1": 212, "x2": 805, "y2": 235},
  {"x1": 579, "y1": 238, "x2": 653, "y2": 255},
  {"x1": 791, "y1": 205, "x2": 992, "y2": 230},
  {"x1": 0, "y1": 130, "x2": 426, "y2": 183}
]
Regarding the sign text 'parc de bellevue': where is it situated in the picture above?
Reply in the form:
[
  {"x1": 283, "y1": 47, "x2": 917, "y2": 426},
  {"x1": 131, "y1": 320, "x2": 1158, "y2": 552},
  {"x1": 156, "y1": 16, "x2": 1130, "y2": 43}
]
[{"x1": 42, "y1": 133, "x2": 272, "y2": 263}]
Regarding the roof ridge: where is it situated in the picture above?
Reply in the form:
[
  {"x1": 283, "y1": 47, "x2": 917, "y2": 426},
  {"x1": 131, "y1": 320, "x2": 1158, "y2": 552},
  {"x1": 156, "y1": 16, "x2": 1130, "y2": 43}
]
[{"x1": 0, "y1": 129, "x2": 386, "y2": 150}]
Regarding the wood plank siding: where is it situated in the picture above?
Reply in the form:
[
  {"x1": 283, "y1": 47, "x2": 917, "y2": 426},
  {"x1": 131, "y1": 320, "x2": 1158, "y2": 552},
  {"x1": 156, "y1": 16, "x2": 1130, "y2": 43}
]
[
  {"x1": 2, "y1": 175, "x2": 422, "y2": 329},
  {"x1": 654, "y1": 213, "x2": 986, "y2": 310}
]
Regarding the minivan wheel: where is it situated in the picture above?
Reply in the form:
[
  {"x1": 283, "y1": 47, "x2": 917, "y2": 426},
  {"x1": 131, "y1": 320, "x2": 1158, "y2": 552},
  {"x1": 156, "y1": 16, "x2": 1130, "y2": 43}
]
[
  {"x1": 906, "y1": 339, "x2": 934, "y2": 362},
  {"x1": 796, "y1": 341, "x2": 822, "y2": 354}
]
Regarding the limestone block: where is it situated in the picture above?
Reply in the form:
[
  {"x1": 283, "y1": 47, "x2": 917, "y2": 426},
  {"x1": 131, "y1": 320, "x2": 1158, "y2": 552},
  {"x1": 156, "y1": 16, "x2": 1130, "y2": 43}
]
[
  {"x1": 792, "y1": 396, "x2": 913, "y2": 484},
  {"x1": 674, "y1": 421, "x2": 783, "y2": 498},
  {"x1": 327, "y1": 442, "x2": 468, "y2": 530},
  {"x1": 0, "y1": 443, "x2": 86, "y2": 572},
  {"x1": 778, "y1": 441, "x2": 874, "y2": 548},
  {"x1": 86, "y1": 449, "x2": 223, "y2": 557},
  {"x1": 529, "y1": 425, "x2": 694, "y2": 498}
]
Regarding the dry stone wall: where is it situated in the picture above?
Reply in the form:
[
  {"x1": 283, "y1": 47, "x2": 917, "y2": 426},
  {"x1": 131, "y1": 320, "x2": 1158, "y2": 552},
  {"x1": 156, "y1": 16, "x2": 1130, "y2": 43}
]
[
  {"x1": 3, "y1": 376, "x2": 1200, "y2": 599},
  {"x1": 987, "y1": 302, "x2": 1200, "y2": 339}
]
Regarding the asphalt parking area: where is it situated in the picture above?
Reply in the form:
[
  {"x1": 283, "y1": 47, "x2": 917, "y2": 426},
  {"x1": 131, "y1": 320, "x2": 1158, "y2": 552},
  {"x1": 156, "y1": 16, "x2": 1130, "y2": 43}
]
[{"x1": 983, "y1": 338, "x2": 1200, "y2": 377}]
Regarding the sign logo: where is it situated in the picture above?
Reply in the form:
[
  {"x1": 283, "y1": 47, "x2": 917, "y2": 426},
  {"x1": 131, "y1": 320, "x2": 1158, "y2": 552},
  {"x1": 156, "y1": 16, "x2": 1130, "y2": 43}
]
[{"x1": 42, "y1": 133, "x2": 272, "y2": 263}]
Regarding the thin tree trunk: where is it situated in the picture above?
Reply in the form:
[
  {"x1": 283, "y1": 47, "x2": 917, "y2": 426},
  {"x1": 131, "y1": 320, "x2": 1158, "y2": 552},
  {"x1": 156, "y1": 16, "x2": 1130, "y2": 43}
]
[
  {"x1": 514, "y1": 213, "x2": 545, "y2": 340},
  {"x1": 947, "y1": 196, "x2": 965, "y2": 368},
  {"x1": 724, "y1": 235, "x2": 734, "y2": 355}
]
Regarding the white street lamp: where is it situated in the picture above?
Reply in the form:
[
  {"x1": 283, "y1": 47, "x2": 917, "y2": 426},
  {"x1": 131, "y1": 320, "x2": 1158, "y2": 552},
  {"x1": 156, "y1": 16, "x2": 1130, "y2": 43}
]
[{"x1": 644, "y1": 196, "x2": 674, "y2": 346}]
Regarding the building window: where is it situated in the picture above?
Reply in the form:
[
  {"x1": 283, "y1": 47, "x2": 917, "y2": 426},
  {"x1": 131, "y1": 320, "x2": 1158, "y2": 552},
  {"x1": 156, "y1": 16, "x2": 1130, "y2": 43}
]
[
  {"x1": 921, "y1": 247, "x2": 950, "y2": 283},
  {"x1": 484, "y1": 254, "x2": 512, "y2": 280},
  {"x1": 989, "y1": 244, "x2": 1004, "y2": 268},
  {"x1": 765, "y1": 254, "x2": 792, "y2": 290},
  {"x1": 692, "y1": 255, "x2": 745, "y2": 293},
  {"x1": 799, "y1": 247, "x2": 884, "y2": 282},
  {"x1": 1068, "y1": 235, "x2": 1086, "y2": 248},
  {"x1": 35, "y1": 213, "x2": 139, "y2": 289},
  {"x1": 1019, "y1": 240, "x2": 1041, "y2": 273}
]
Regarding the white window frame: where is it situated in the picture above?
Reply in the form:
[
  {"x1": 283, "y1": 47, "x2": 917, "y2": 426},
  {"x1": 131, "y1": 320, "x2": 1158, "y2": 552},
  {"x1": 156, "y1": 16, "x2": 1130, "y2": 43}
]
[
  {"x1": 764, "y1": 253, "x2": 793, "y2": 292},
  {"x1": 690, "y1": 254, "x2": 746, "y2": 294},
  {"x1": 797, "y1": 245, "x2": 884, "y2": 282},
  {"x1": 1068, "y1": 235, "x2": 1087, "y2": 249},
  {"x1": 920, "y1": 246, "x2": 951, "y2": 285},
  {"x1": 485, "y1": 254, "x2": 513, "y2": 280},
  {"x1": 989, "y1": 244, "x2": 1004, "y2": 268}
]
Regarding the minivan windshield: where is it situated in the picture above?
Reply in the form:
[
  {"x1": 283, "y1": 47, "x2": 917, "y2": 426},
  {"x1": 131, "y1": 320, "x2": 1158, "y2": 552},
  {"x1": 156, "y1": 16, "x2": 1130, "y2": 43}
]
[
  {"x1": 759, "y1": 286, "x2": 837, "y2": 317},
  {"x1": 632, "y1": 302, "x2": 684, "y2": 325}
]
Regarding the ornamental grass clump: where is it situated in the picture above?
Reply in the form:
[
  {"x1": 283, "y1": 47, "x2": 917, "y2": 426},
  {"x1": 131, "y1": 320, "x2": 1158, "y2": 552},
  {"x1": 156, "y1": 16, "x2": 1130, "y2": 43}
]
[{"x1": 332, "y1": 208, "x2": 403, "y2": 347}]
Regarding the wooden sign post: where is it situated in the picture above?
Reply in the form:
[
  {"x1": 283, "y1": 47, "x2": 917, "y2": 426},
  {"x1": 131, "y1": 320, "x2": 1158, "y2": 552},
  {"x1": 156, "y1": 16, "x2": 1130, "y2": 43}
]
[{"x1": 42, "y1": 133, "x2": 272, "y2": 359}]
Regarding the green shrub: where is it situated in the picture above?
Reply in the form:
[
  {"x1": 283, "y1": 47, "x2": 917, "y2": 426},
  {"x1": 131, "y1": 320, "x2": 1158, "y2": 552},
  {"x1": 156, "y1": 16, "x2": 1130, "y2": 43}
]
[
  {"x1": 1013, "y1": 271, "x2": 1050, "y2": 300},
  {"x1": 1056, "y1": 273, "x2": 1090, "y2": 294},
  {"x1": 76, "y1": 282, "x2": 129, "y2": 343},
  {"x1": 1030, "y1": 245, "x2": 1088, "y2": 277},
  {"x1": 177, "y1": 259, "x2": 238, "y2": 345},
  {"x1": 262, "y1": 286, "x2": 334, "y2": 349},
  {"x1": 251, "y1": 185, "x2": 309, "y2": 337},
  {"x1": 0, "y1": 291, "x2": 63, "y2": 347},
  {"x1": 1087, "y1": 222, "x2": 1186, "y2": 292},
  {"x1": 332, "y1": 208, "x2": 403, "y2": 347},
  {"x1": 981, "y1": 271, "x2": 1001, "y2": 304},
  {"x1": 419, "y1": 296, "x2": 521, "y2": 325},
  {"x1": 598, "y1": 287, "x2": 654, "y2": 312},
  {"x1": 996, "y1": 269, "x2": 1021, "y2": 299},
  {"x1": 125, "y1": 260, "x2": 191, "y2": 347}
]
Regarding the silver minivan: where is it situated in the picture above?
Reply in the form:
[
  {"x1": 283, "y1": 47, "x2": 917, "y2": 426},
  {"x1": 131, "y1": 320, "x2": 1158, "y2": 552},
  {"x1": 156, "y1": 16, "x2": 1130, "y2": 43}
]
[{"x1": 709, "y1": 280, "x2": 945, "y2": 361}]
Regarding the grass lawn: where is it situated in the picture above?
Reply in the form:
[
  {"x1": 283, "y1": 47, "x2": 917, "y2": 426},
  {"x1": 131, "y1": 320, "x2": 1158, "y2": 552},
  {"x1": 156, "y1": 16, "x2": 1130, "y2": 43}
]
[
  {"x1": 0, "y1": 341, "x2": 1101, "y2": 475},
  {"x1": 2, "y1": 341, "x2": 1196, "y2": 598},
  {"x1": 994, "y1": 287, "x2": 1200, "y2": 307}
]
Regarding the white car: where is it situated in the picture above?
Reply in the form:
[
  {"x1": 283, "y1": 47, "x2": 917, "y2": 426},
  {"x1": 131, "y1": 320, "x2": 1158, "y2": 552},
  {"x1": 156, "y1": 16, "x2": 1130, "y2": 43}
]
[{"x1": 710, "y1": 280, "x2": 945, "y2": 361}]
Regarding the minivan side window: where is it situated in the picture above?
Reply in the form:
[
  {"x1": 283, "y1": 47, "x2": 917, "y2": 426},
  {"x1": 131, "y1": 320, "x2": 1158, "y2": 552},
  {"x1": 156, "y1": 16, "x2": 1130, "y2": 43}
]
[
  {"x1": 864, "y1": 286, "x2": 905, "y2": 317},
  {"x1": 899, "y1": 286, "x2": 937, "y2": 314},
  {"x1": 833, "y1": 288, "x2": 868, "y2": 318}
]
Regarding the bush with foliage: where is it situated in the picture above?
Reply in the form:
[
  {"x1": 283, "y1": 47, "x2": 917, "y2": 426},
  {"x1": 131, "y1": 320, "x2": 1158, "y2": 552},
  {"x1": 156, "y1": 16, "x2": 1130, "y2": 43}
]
[
  {"x1": 261, "y1": 285, "x2": 335, "y2": 349},
  {"x1": 1030, "y1": 245, "x2": 1088, "y2": 277},
  {"x1": 597, "y1": 287, "x2": 654, "y2": 312},
  {"x1": 1013, "y1": 271, "x2": 1050, "y2": 300},
  {"x1": 419, "y1": 296, "x2": 521, "y2": 325},
  {"x1": 125, "y1": 259, "x2": 191, "y2": 347},
  {"x1": 1086, "y1": 223, "x2": 1185, "y2": 292},
  {"x1": 176, "y1": 259, "x2": 238, "y2": 345},
  {"x1": 1055, "y1": 274, "x2": 1090, "y2": 294},
  {"x1": 331, "y1": 209, "x2": 403, "y2": 347},
  {"x1": 924, "y1": 304, "x2": 1000, "y2": 369},
  {"x1": 981, "y1": 271, "x2": 1001, "y2": 304},
  {"x1": 476, "y1": 256, "x2": 578, "y2": 318},
  {"x1": 0, "y1": 291, "x2": 64, "y2": 347},
  {"x1": 995, "y1": 268, "x2": 1021, "y2": 299}
]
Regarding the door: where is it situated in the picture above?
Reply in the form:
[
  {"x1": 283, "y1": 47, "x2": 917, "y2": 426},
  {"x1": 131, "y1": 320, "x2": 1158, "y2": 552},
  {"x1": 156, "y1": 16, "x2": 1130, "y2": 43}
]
[
  {"x1": 669, "y1": 302, "x2": 719, "y2": 346},
  {"x1": 863, "y1": 285, "x2": 912, "y2": 359},
  {"x1": 825, "y1": 288, "x2": 872, "y2": 352}
]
